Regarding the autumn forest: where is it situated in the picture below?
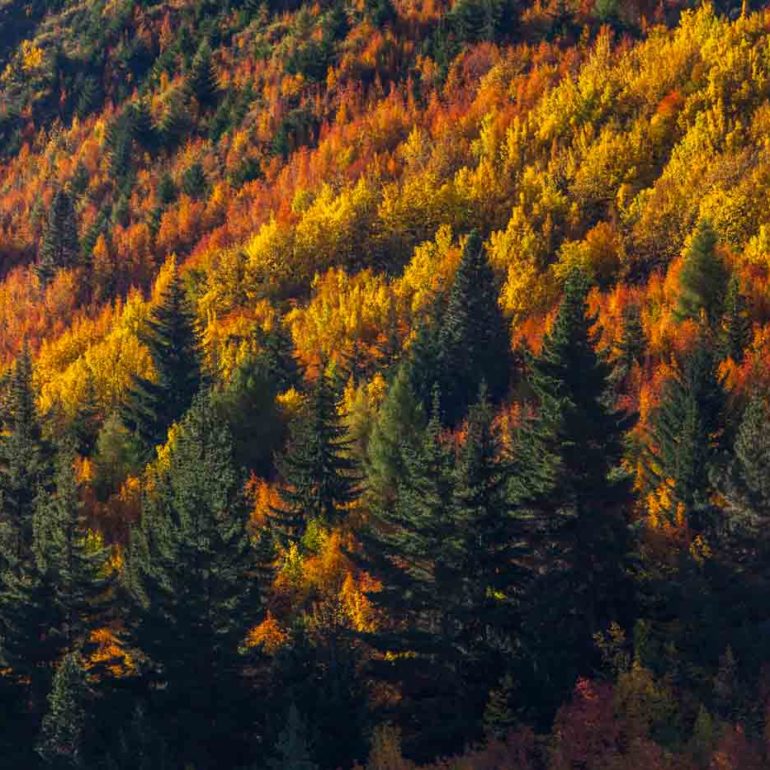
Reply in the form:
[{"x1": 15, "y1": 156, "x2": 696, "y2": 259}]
[{"x1": 1, "y1": 0, "x2": 770, "y2": 766}]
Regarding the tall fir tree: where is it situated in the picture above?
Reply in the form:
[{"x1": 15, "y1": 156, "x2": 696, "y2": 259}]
[
  {"x1": 122, "y1": 266, "x2": 204, "y2": 456},
  {"x1": 36, "y1": 653, "x2": 88, "y2": 768},
  {"x1": 0, "y1": 345, "x2": 52, "y2": 565},
  {"x1": 32, "y1": 443, "x2": 112, "y2": 654},
  {"x1": 514, "y1": 268, "x2": 635, "y2": 725},
  {"x1": 437, "y1": 230, "x2": 511, "y2": 424},
  {"x1": 267, "y1": 703, "x2": 317, "y2": 770},
  {"x1": 722, "y1": 274, "x2": 751, "y2": 363},
  {"x1": 674, "y1": 220, "x2": 729, "y2": 328},
  {"x1": 644, "y1": 333, "x2": 728, "y2": 533},
  {"x1": 126, "y1": 394, "x2": 261, "y2": 769},
  {"x1": 186, "y1": 43, "x2": 219, "y2": 109},
  {"x1": 272, "y1": 370, "x2": 360, "y2": 546},
  {"x1": 38, "y1": 189, "x2": 80, "y2": 287}
]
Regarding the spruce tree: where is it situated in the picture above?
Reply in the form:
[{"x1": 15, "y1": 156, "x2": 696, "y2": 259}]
[
  {"x1": 722, "y1": 274, "x2": 751, "y2": 363},
  {"x1": 38, "y1": 189, "x2": 80, "y2": 286},
  {"x1": 645, "y1": 333, "x2": 728, "y2": 533},
  {"x1": 36, "y1": 653, "x2": 88, "y2": 768},
  {"x1": 187, "y1": 44, "x2": 219, "y2": 109},
  {"x1": 0, "y1": 345, "x2": 51, "y2": 566},
  {"x1": 272, "y1": 371, "x2": 360, "y2": 546},
  {"x1": 32, "y1": 444, "x2": 112, "y2": 653},
  {"x1": 515, "y1": 268, "x2": 634, "y2": 724},
  {"x1": 437, "y1": 230, "x2": 511, "y2": 424},
  {"x1": 126, "y1": 394, "x2": 260, "y2": 768},
  {"x1": 675, "y1": 220, "x2": 729, "y2": 328},
  {"x1": 122, "y1": 266, "x2": 204, "y2": 456},
  {"x1": 365, "y1": 363, "x2": 426, "y2": 508},
  {"x1": 268, "y1": 704, "x2": 317, "y2": 770}
]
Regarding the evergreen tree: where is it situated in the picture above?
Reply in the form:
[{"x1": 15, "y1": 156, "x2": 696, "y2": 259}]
[
  {"x1": 645, "y1": 333, "x2": 728, "y2": 533},
  {"x1": 32, "y1": 444, "x2": 112, "y2": 653},
  {"x1": 0, "y1": 346, "x2": 51, "y2": 566},
  {"x1": 268, "y1": 704, "x2": 317, "y2": 770},
  {"x1": 437, "y1": 230, "x2": 511, "y2": 424},
  {"x1": 403, "y1": 315, "x2": 441, "y2": 416},
  {"x1": 186, "y1": 44, "x2": 219, "y2": 109},
  {"x1": 722, "y1": 274, "x2": 751, "y2": 363},
  {"x1": 126, "y1": 395, "x2": 260, "y2": 768},
  {"x1": 675, "y1": 220, "x2": 729, "y2": 328},
  {"x1": 365, "y1": 363, "x2": 426, "y2": 508},
  {"x1": 612, "y1": 302, "x2": 645, "y2": 383},
  {"x1": 38, "y1": 189, "x2": 80, "y2": 286},
  {"x1": 122, "y1": 266, "x2": 204, "y2": 455},
  {"x1": 70, "y1": 375, "x2": 101, "y2": 457},
  {"x1": 515, "y1": 269, "x2": 634, "y2": 724},
  {"x1": 272, "y1": 371, "x2": 359, "y2": 545},
  {"x1": 36, "y1": 653, "x2": 88, "y2": 768}
]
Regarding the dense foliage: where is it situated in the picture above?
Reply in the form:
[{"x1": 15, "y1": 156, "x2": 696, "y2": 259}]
[{"x1": 4, "y1": 0, "x2": 770, "y2": 767}]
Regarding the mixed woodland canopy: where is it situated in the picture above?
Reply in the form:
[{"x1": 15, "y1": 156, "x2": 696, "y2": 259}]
[{"x1": 3, "y1": 0, "x2": 770, "y2": 766}]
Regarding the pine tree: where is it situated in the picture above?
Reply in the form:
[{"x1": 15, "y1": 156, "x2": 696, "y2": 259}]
[
  {"x1": 126, "y1": 394, "x2": 260, "y2": 768},
  {"x1": 515, "y1": 268, "x2": 634, "y2": 724},
  {"x1": 675, "y1": 220, "x2": 729, "y2": 328},
  {"x1": 365, "y1": 363, "x2": 426, "y2": 508},
  {"x1": 722, "y1": 274, "x2": 751, "y2": 363},
  {"x1": 0, "y1": 345, "x2": 52, "y2": 566},
  {"x1": 122, "y1": 266, "x2": 204, "y2": 456},
  {"x1": 186, "y1": 44, "x2": 219, "y2": 109},
  {"x1": 645, "y1": 333, "x2": 728, "y2": 533},
  {"x1": 38, "y1": 189, "x2": 80, "y2": 286},
  {"x1": 612, "y1": 302, "x2": 645, "y2": 385},
  {"x1": 32, "y1": 443, "x2": 112, "y2": 653},
  {"x1": 358, "y1": 402, "x2": 459, "y2": 759},
  {"x1": 36, "y1": 653, "x2": 88, "y2": 768},
  {"x1": 272, "y1": 371, "x2": 360, "y2": 546},
  {"x1": 70, "y1": 375, "x2": 101, "y2": 457},
  {"x1": 268, "y1": 704, "x2": 317, "y2": 770},
  {"x1": 437, "y1": 230, "x2": 511, "y2": 425}
]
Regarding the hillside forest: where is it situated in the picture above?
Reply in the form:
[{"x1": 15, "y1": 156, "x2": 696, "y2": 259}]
[{"x1": 4, "y1": 0, "x2": 770, "y2": 767}]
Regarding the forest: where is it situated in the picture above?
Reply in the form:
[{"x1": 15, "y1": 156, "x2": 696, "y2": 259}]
[{"x1": 2, "y1": 0, "x2": 770, "y2": 766}]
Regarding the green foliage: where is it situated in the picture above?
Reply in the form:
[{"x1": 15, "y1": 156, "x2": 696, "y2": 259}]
[
  {"x1": 675, "y1": 221, "x2": 729, "y2": 328},
  {"x1": 722, "y1": 274, "x2": 751, "y2": 363},
  {"x1": 126, "y1": 394, "x2": 260, "y2": 767},
  {"x1": 272, "y1": 371, "x2": 360, "y2": 545},
  {"x1": 122, "y1": 266, "x2": 204, "y2": 456},
  {"x1": 36, "y1": 653, "x2": 88, "y2": 768},
  {"x1": 268, "y1": 703, "x2": 317, "y2": 770},
  {"x1": 38, "y1": 189, "x2": 80, "y2": 286},
  {"x1": 437, "y1": 230, "x2": 511, "y2": 425}
]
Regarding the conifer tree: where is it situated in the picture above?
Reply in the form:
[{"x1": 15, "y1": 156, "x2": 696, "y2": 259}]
[
  {"x1": 722, "y1": 274, "x2": 751, "y2": 363},
  {"x1": 187, "y1": 44, "x2": 219, "y2": 109},
  {"x1": 32, "y1": 444, "x2": 112, "y2": 653},
  {"x1": 38, "y1": 189, "x2": 80, "y2": 286},
  {"x1": 437, "y1": 230, "x2": 511, "y2": 424},
  {"x1": 126, "y1": 394, "x2": 260, "y2": 768},
  {"x1": 268, "y1": 704, "x2": 317, "y2": 770},
  {"x1": 645, "y1": 334, "x2": 728, "y2": 533},
  {"x1": 515, "y1": 269, "x2": 634, "y2": 723},
  {"x1": 272, "y1": 371, "x2": 359, "y2": 545},
  {"x1": 36, "y1": 653, "x2": 88, "y2": 768},
  {"x1": 675, "y1": 220, "x2": 729, "y2": 328},
  {"x1": 612, "y1": 302, "x2": 645, "y2": 385},
  {"x1": 365, "y1": 363, "x2": 426, "y2": 508},
  {"x1": 122, "y1": 266, "x2": 204, "y2": 456},
  {"x1": 0, "y1": 345, "x2": 51, "y2": 566}
]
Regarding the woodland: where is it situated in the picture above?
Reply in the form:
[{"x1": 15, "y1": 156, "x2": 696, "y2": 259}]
[{"x1": 2, "y1": 0, "x2": 770, "y2": 767}]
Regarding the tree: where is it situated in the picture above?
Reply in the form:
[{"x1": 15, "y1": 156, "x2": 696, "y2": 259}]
[
  {"x1": 272, "y1": 371, "x2": 360, "y2": 546},
  {"x1": 32, "y1": 443, "x2": 112, "y2": 653},
  {"x1": 38, "y1": 189, "x2": 80, "y2": 286},
  {"x1": 515, "y1": 269, "x2": 634, "y2": 724},
  {"x1": 722, "y1": 274, "x2": 751, "y2": 363},
  {"x1": 268, "y1": 704, "x2": 317, "y2": 770},
  {"x1": 126, "y1": 394, "x2": 260, "y2": 768},
  {"x1": 122, "y1": 266, "x2": 204, "y2": 456},
  {"x1": 675, "y1": 220, "x2": 729, "y2": 328},
  {"x1": 186, "y1": 44, "x2": 219, "y2": 109},
  {"x1": 365, "y1": 363, "x2": 426, "y2": 508},
  {"x1": 645, "y1": 334, "x2": 728, "y2": 533},
  {"x1": 0, "y1": 345, "x2": 51, "y2": 566},
  {"x1": 437, "y1": 230, "x2": 511, "y2": 424},
  {"x1": 36, "y1": 653, "x2": 88, "y2": 768}
]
